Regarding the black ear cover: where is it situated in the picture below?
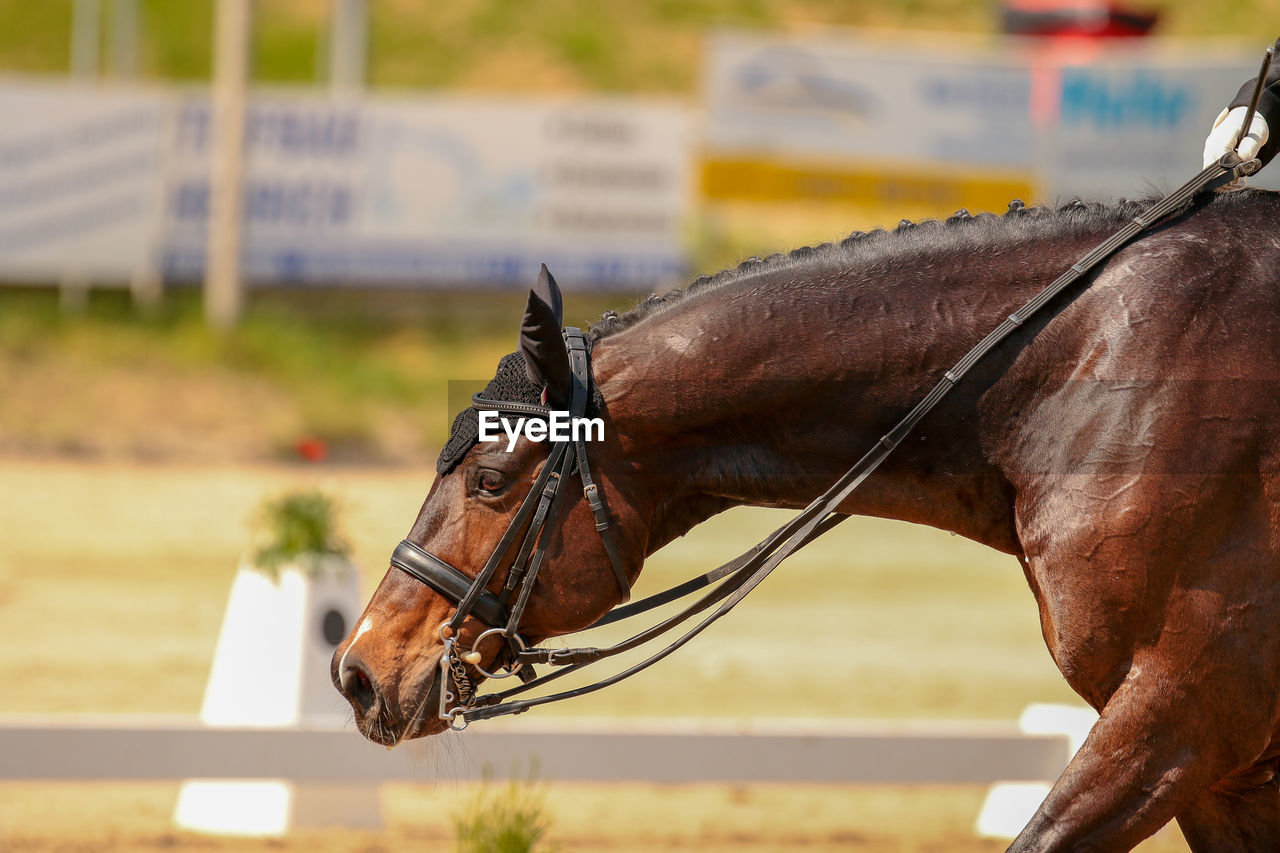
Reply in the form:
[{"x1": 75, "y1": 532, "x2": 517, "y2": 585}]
[{"x1": 519, "y1": 264, "x2": 571, "y2": 407}]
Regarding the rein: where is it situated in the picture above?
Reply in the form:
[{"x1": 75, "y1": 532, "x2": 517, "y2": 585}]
[{"x1": 390, "y1": 57, "x2": 1270, "y2": 728}]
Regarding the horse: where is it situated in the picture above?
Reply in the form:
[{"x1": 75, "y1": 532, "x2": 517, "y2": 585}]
[{"x1": 333, "y1": 189, "x2": 1280, "y2": 851}]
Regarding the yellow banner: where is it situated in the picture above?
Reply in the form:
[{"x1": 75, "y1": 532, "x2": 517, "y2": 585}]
[{"x1": 701, "y1": 156, "x2": 1037, "y2": 215}]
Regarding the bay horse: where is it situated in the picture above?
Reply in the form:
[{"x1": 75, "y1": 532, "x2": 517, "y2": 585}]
[{"x1": 334, "y1": 189, "x2": 1280, "y2": 851}]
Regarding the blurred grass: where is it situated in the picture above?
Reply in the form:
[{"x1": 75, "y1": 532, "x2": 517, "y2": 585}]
[
  {"x1": 0, "y1": 458, "x2": 1107, "y2": 844},
  {"x1": 0, "y1": 0, "x2": 1272, "y2": 88},
  {"x1": 453, "y1": 775, "x2": 556, "y2": 853},
  {"x1": 0, "y1": 287, "x2": 635, "y2": 461}
]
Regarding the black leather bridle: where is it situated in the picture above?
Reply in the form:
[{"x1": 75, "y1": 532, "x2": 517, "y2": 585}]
[
  {"x1": 388, "y1": 329, "x2": 631, "y2": 710},
  {"x1": 384, "y1": 53, "x2": 1271, "y2": 728}
]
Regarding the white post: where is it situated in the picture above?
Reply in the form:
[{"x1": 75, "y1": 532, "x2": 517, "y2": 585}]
[
  {"x1": 329, "y1": 0, "x2": 367, "y2": 91},
  {"x1": 975, "y1": 704, "x2": 1098, "y2": 839},
  {"x1": 173, "y1": 557, "x2": 380, "y2": 835},
  {"x1": 131, "y1": 105, "x2": 169, "y2": 313},
  {"x1": 63, "y1": 0, "x2": 101, "y2": 311},
  {"x1": 70, "y1": 0, "x2": 101, "y2": 79},
  {"x1": 110, "y1": 0, "x2": 139, "y2": 79},
  {"x1": 114, "y1": 0, "x2": 163, "y2": 310},
  {"x1": 206, "y1": 0, "x2": 251, "y2": 330}
]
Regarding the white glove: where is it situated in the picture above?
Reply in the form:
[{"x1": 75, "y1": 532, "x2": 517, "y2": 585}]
[{"x1": 1203, "y1": 105, "x2": 1270, "y2": 190}]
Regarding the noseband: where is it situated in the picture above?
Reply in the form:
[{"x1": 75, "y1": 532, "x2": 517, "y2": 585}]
[{"x1": 386, "y1": 141, "x2": 1266, "y2": 729}]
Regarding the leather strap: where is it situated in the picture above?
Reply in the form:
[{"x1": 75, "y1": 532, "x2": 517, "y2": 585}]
[
  {"x1": 504, "y1": 447, "x2": 577, "y2": 633},
  {"x1": 391, "y1": 540, "x2": 509, "y2": 629},
  {"x1": 566, "y1": 329, "x2": 632, "y2": 602}
]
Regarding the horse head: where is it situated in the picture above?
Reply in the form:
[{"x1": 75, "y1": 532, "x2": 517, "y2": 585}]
[{"x1": 331, "y1": 266, "x2": 651, "y2": 743}]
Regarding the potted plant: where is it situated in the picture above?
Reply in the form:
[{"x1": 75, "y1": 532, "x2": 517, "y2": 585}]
[{"x1": 250, "y1": 489, "x2": 353, "y2": 581}]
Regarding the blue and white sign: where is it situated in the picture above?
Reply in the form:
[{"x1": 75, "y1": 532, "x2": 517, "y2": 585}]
[
  {"x1": 0, "y1": 82, "x2": 168, "y2": 281},
  {"x1": 705, "y1": 31, "x2": 1278, "y2": 203},
  {"x1": 1039, "y1": 53, "x2": 1279, "y2": 197},
  {"x1": 0, "y1": 84, "x2": 691, "y2": 289},
  {"x1": 705, "y1": 31, "x2": 1035, "y2": 170}
]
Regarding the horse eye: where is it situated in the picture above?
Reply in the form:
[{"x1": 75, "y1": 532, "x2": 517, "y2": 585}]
[{"x1": 476, "y1": 469, "x2": 508, "y2": 495}]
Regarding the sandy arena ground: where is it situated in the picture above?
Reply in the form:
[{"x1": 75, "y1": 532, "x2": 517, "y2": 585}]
[{"x1": 0, "y1": 782, "x2": 1018, "y2": 852}]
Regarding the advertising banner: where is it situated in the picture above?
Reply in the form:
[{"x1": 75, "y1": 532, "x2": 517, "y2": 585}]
[
  {"x1": 704, "y1": 31, "x2": 1277, "y2": 209},
  {"x1": 0, "y1": 82, "x2": 168, "y2": 281},
  {"x1": 0, "y1": 84, "x2": 691, "y2": 289},
  {"x1": 1038, "y1": 55, "x2": 1278, "y2": 198},
  {"x1": 706, "y1": 31, "x2": 1035, "y2": 168},
  {"x1": 703, "y1": 31, "x2": 1037, "y2": 210}
]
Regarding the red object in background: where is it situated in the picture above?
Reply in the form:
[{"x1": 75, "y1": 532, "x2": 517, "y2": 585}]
[
  {"x1": 1001, "y1": 0, "x2": 1159, "y2": 39},
  {"x1": 295, "y1": 437, "x2": 328, "y2": 462}
]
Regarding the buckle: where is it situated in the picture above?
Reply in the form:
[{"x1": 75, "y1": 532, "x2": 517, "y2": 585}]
[
  {"x1": 517, "y1": 647, "x2": 601, "y2": 666},
  {"x1": 549, "y1": 647, "x2": 601, "y2": 666}
]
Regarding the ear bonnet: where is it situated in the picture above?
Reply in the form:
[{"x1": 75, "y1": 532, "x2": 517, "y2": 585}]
[{"x1": 437, "y1": 352, "x2": 544, "y2": 475}]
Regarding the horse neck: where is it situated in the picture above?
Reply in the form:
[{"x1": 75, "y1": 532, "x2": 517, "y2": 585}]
[{"x1": 590, "y1": 224, "x2": 1108, "y2": 556}]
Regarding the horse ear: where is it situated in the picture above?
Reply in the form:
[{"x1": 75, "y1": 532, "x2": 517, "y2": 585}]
[{"x1": 520, "y1": 264, "x2": 571, "y2": 407}]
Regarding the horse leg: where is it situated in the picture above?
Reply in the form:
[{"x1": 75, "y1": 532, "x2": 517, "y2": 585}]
[
  {"x1": 1175, "y1": 769, "x2": 1280, "y2": 852},
  {"x1": 1006, "y1": 657, "x2": 1276, "y2": 852},
  {"x1": 1006, "y1": 678, "x2": 1218, "y2": 851}
]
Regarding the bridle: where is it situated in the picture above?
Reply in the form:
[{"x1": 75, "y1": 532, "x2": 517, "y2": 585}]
[
  {"x1": 385, "y1": 47, "x2": 1273, "y2": 731},
  {"x1": 389, "y1": 328, "x2": 631, "y2": 720}
]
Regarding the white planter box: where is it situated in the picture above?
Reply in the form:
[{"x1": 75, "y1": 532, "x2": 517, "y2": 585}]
[{"x1": 175, "y1": 555, "x2": 378, "y2": 835}]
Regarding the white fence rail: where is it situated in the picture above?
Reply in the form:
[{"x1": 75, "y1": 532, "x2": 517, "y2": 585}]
[{"x1": 0, "y1": 716, "x2": 1070, "y2": 784}]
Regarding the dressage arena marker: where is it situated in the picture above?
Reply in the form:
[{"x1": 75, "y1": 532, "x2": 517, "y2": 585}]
[
  {"x1": 974, "y1": 703, "x2": 1098, "y2": 839},
  {"x1": 171, "y1": 560, "x2": 376, "y2": 836}
]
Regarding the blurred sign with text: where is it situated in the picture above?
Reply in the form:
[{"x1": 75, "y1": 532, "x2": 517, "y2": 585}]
[
  {"x1": 703, "y1": 31, "x2": 1277, "y2": 211},
  {"x1": 0, "y1": 83, "x2": 168, "y2": 281},
  {"x1": 0, "y1": 85, "x2": 690, "y2": 289}
]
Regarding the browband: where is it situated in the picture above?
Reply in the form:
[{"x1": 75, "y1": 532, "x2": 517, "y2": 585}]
[{"x1": 390, "y1": 539, "x2": 509, "y2": 629}]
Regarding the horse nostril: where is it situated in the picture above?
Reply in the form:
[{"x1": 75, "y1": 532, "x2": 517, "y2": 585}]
[{"x1": 340, "y1": 659, "x2": 378, "y2": 714}]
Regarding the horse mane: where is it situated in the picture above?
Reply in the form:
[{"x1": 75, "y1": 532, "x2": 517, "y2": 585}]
[{"x1": 587, "y1": 196, "x2": 1162, "y2": 342}]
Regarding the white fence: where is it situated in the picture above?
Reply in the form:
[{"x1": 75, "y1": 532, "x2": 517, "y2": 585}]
[{"x1": 0, "y1": 716, "x2": 1070, "y2": 784}]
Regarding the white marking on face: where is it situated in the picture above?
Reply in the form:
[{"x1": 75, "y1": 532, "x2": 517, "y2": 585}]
[{"x1": 338, "y1": 618, "x2": 375, "y2": 675}]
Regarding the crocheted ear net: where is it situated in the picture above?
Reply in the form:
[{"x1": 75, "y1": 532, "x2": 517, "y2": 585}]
[{"x1": 437, "y1": 352, "x2": 543, "y2": 475}]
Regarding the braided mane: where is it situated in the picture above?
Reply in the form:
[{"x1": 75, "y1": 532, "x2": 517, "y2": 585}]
[{"x1": 588, "y1": 196, "x2": 1157, "y2": 342}]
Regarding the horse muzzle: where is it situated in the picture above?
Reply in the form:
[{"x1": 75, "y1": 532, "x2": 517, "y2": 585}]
[{"x1": 332, "y1": 643, "x2": 453, "y2": 744}]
